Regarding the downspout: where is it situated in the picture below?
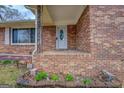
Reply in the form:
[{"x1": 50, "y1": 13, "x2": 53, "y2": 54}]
[
  {"x1": 25, "y1": 6, "x2": 38, "y2": 68},
  {"x1": 32, "y1": 8, "x2": 38, "y2": 56},
  {"x1": 31, "y1": 8, "x2": 38, "y2": 69},
  {"x1": 25, "y1": 6, "x2": 38, "y2": 56}
]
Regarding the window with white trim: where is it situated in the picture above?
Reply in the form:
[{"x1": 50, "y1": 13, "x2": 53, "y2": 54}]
[{"x1": 12, "y1": 28, "x2": 35, "y2": 44}]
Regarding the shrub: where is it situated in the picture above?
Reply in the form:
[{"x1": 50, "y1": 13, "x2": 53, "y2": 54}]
[
  {"x1": 0, "y1": 60, "x2": 15, "y2": 65},
  {"x1": 50, "y1": 74, "x2": 59, "y2": 81},
  {"x1": 65, "y1": 73, "x2": 74, "y2": 81},
  {"x1": 0, "y1": 60, "x2": 2, "y2": 64},
  {"x1": 35, "y1": 71, "x2": 48, "y2": 81},
  {"x1": 82, "y1": 78, "x2": 92, "y2": 86}
]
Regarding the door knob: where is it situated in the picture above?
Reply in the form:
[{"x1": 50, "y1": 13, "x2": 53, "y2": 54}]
[{"x1": 56, "y1": 37, "x2": 58, "y2": 40}]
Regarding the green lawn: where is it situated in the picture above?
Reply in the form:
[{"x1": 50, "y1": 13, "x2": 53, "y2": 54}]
[{"x1": 0, "y1": 64, "x2": 27, "y2": 87}]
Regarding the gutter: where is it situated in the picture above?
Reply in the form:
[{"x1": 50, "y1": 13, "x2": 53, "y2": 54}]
[{"x1": 0, "y1": 20, "x2": 35, "y2": 24}]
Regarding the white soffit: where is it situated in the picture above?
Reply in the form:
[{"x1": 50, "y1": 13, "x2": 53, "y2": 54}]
[{"x1": 47, "y1": 5, "x2": 86, "y2": 25}]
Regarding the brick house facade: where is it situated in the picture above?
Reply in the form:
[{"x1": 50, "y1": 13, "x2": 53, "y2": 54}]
[{"x1": 0, "y1": 5, "x2": 123, "y2": 81}]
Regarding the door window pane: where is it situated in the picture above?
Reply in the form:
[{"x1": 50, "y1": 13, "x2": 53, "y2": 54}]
[{"x1": 60, "y1": 29, "x2": 64, "y2": 40}]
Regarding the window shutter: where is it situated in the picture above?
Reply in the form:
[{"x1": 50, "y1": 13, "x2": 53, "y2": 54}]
[{"x1": 4, "y1": 28, "x2": 10, "y2": 45}]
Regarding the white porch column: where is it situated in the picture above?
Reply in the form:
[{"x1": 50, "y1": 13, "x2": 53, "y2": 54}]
[
  {"x1": 35, "y1": 5, "x2": 42, "y2": 54},
  {"x1": 29, "y1": 5, "x2": 42, "y2": 69}
]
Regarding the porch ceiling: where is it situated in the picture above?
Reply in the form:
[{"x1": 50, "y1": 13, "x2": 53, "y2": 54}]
[
  {"x1": 46, "y1": 5, "x2": 86, "y2": 25},
  {"x1": 28, "y1": 5, "x2": 86, "y2": 25}
]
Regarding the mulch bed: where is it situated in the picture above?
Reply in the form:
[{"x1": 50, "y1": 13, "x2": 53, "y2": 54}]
[{"x1": 17, "y1": 71, "x2": 122, "y2": 88}]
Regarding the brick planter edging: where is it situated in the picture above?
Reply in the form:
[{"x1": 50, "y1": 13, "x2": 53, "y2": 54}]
[
  {"x1": 0, "y1": 55, "x2": 32, "y2": 64},
  {"x1": 16, "y1": 72, "x2": 122, "y2": 88}
]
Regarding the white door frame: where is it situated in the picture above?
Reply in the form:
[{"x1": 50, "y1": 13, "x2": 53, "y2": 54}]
[{"x1": 56, "y1": 25, "x2": 67, "y2": 49}]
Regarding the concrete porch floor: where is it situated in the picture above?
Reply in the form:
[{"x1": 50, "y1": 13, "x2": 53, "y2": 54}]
[{"x1": 40, "y1": 50, "x2": 91, "y2": 56}]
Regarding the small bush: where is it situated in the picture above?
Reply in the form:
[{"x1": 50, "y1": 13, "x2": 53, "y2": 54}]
[
  {"x1": 65, "y1": 74, "x2": 74, "y2": 81},
  {"x1": 0, "y1": 60, "x2": 2, "y2": 64},
  {"x1": 50, "y1": 74, "x2": 59, "y2": 81},
  {"x1": 35, "y1": 71, "x2": 48, "y2": 81},
  {"x1": 35, "y1": 73, "x2": 42, "y2": 81},
  {"x1": 0, "y1": 60, "x2": 16, "y2": 65},
  {"x1": 82, "y1": 78, "x2": 92, "y2": 86}
]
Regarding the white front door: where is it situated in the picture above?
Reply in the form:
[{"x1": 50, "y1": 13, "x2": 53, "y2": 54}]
[{"x1": 56, "y1": 26, "x2": 67, "y2": 49}]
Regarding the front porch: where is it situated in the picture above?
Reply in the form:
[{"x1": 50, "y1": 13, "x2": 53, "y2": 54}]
[
  {"x1": 31, "y1": 5, "x2": 89, "y2": 54},
  {"x1": 31, "y1": 5, "x2": 92, "y2": 74}
]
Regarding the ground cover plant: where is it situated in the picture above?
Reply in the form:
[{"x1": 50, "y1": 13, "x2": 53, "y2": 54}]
[
  {"x1": 0, "y1": 60, "x2": 27, "y2": 87},
  {"x1": 82, "y1": 78, "x2": 92, "y2": 86},
  {"x1": 50, "y1": 74, "x2": 59, "y2": 81},
  {"x1": 65, "y1": 73, "x2": 74, "y2": 81},
  {"x1": 0, "y1": 60, "x2": 16, "y2": 65},
  {"x1": 35, "y1": 71, "x2": 48, "y2": 81}
]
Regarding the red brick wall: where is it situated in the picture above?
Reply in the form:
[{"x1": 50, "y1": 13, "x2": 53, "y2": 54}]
[
  {"x1": 76, "y1": 6, "x2": 91, "y2": 53},
  {"x1": 67, "y1": 25, "x2": 76, "y2": 50},
  {"x1": 90, "y1": 5, "x2": 124, "y2": 60},
  {"x1": 42, "y1": 26, "x2": 56, "y2": 51},
  {"x1": 33, "y1": 54, "x2": 122, "y2": 81}
]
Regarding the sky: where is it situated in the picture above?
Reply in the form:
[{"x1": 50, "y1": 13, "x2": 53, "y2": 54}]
[{"x1": 10, "y1": 5, "x2": 35, "y2": 19}]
